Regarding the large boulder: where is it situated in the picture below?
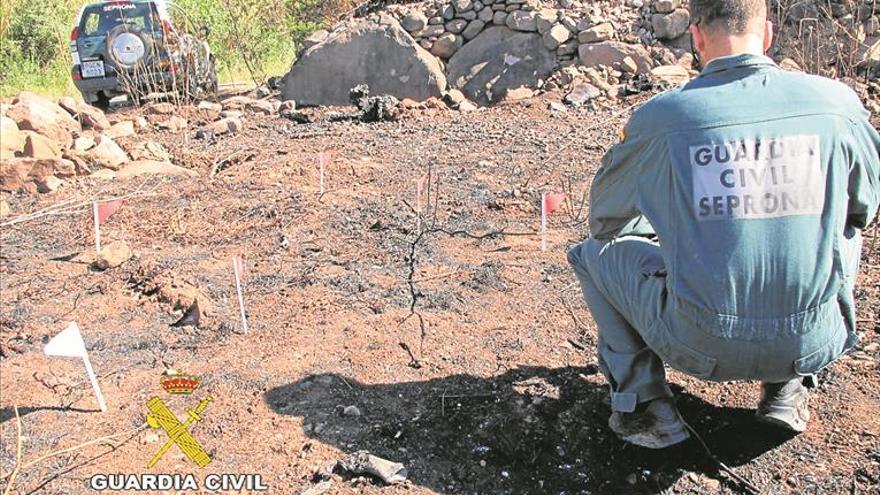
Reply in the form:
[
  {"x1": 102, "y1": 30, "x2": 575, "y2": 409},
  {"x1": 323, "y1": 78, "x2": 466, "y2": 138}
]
[
  {"x1": 58, "y1": 96, "x2": 111, "y2": 131},
  {"x1": 117, "y1": 160, "x2": 198, "y2": 179},
  {"x1": 281, "y1": 16, "x2": 447, "y2": 106},
  {"x1": 0, "y1": 158, "x2": 75, "y2": 192},
  {"x1": 447, "y1": 26, "x2": 557, "y2": 105},
  {"x1": 6, "y1": 92, "x2": 80, "y2": 148},
  {"x1": 652, "y1": 9, "x2": 690, "y2": 40},
  {"x1": 579, "y1": 41, "x2": 654, "y2": 73},
  {"x1": 0, "y1": 116, "x2": 25, "y2": 159}
]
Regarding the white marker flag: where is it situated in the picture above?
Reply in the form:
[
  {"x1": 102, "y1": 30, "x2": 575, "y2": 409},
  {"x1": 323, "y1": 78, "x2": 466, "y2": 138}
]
[
  {"x1": 232, "y1": 255, "x2": 249, "y2": 335},
  {"x1": 44, "y1": 322, "x2": 107, "y2": 412}
]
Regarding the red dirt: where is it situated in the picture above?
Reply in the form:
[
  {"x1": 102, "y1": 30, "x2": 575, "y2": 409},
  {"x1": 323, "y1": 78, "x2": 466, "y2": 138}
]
[{"x1": 1, "y1": 93, "x2": 878, "y2": 495}]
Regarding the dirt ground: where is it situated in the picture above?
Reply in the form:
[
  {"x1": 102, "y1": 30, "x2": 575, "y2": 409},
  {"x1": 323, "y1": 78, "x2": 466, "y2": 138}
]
[{"x1": 1, "y1": 91, "x2": 878, "y2": 495}]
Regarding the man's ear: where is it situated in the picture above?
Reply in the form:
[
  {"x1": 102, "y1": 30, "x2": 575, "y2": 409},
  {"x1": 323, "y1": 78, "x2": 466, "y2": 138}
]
[
  {"x1": 690, "y1": 24, "x2": 705, "y2": 55},
  {"x1": 763, "y1": 20, "x2": 774, "y2": 52}
]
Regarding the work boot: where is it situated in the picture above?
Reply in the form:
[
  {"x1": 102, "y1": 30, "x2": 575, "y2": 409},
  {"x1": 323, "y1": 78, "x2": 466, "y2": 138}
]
[
  {"x1": 756, "y1": 378, "x2": 810, "y2": 433},
  {"x1": 608, "y1": 397, "x2": 690, "y2": 449}
]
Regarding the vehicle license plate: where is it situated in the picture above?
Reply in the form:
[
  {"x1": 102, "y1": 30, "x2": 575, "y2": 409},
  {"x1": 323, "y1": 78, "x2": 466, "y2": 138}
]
[{"x1": 81, "y1": 60, "x2": 105, "y2": 78}]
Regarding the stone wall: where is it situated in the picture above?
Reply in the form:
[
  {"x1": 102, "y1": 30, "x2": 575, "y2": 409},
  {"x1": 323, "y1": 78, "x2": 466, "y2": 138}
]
[{"x1": 281, "y1": 0, "x2": 879, "y2": 107}]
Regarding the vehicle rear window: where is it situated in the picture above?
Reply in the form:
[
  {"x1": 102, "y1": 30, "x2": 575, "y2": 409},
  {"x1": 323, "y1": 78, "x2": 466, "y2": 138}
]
[{"x1": 79, "y1": 2, "x2": 158, "y2": 36}]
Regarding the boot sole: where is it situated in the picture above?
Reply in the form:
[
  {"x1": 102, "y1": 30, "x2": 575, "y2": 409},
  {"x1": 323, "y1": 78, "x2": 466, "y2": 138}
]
[
  {"x1": 756, "y1": 406, "x2": 808, "y2": 433},
  {"x1": 608, "y1": 415, "x2": 691, "y2": 449}
]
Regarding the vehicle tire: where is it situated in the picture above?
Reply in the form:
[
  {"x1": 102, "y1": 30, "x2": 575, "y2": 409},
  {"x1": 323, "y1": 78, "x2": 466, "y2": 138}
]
[
  {"x1": 91, "y1": 93, "x2": 111, "y2": 111},
  {"x1": 106, "y1": 24, "x2": 155, "y2": 71}
]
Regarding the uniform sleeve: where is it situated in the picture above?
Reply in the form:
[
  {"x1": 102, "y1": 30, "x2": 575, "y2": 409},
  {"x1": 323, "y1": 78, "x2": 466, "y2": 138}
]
[
  {"x1": 846, "y1": 111, "x2": 880, "y2": 229},
  {"x1": 588, "y1": 131, "x2": 653, "y2": 239}
]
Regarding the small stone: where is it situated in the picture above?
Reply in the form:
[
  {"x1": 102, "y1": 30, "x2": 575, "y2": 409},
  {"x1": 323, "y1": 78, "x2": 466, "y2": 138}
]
[
  {"x1": 89, "y1": 135, "x2": 130, "y2": 170},
  {"x1": 22, "y1": 132, "x2": 61, "y2": 159},
  {"x1": 197, "y1": 101, "x2": 223, "y2": 113},
  {"x1": 655, "y1": 0, "x2": 681, "y2": 14},
  {"x1": 625, "y1": 473, "x2": 638, "y2": 485},
  {"x1": 205, "y1": 117, "x2": 243, "y2": 136},
  {"x1": 458, "y1": 100, "x2": 478, "y2": 112},
  {"x1": 548, "y1": 101, "x2": 567, "y2": 112},
  {"x1": 564, "y1": 83, "x2": 601, "y2": 106},
  {"x1": 421, "y1": 24, "x2": 446, "y2": 37},
  {"x1": 144, "y1": 432, "x2": 160, "y2": 444},
  {"x1": 536, "y1": 9, "x2": 557, "y2": 33},
  {"x1": 73, "y1": 136, "x2": 96, "y2": 151},
  {"x1": 116, "y1": 160, "x2": 198, "y2": 179},
  {"x1": 621, "y1": 56, "x2": 639, "y2": 73},
  {"x1": 651, "y1": 64, "x2": 690, "y2": 85},
  {"x1": 0, "y1": 196, "x2": 10, "y2": 217},
  {"x1": 557, "y1": 40, "x2": 578, "y2": 56},
  {"x1": 431, "y1": 33, "x2": 463, "y2": 58},
  {"x1": 343, "y1": 405, "x2": 362, "y2": 416},
  {"x1": 584, "y1": 68, "x2": 613, "y2": 92},
  {"x1": 505, "y1": 87, "x2": 534, "y2": 100},
  {"x1": 479, "y1": 7, "x2": 494, "y2": 22},
  {"x1": 94, "y1": 240, "x2": 133, "y2": 270},
  {"x1": 493, "y1": 11, "x2": 508, "y2": 24},
  {"x1": 36, "y1": 175, "x2": 63, "y2": 193},
  {"x1": 155, "y1": 115, "x2": 188, "y2": 132},
  {"x1": 543, "y1": 24, "x2": 571, "y2": 49},
  {"x1": 652, "y1": 9, "x2": 690, "y2": 39},
  {"x1": 453, "y1": 0, "x2": 474, "y2": 12},
  {"x1": 146, "y1": 102, "x2": 175, "y2": 115},
  {"x1": 446, "y1": 19, "x2": 469, "y2": 33},
  {"x1": 462, "y1": 19, "x2": 486, "y2": 40},
  {"x1": 506, "y1": 10, "x2": 538, "y2": 31},
  {"x1": 579, "y1": 22, "x2": 615, "y2": 43},
  {"x1": 402, "y1": 11, "x2": 428, "y2": 32},
  {"x1": 444, "y1": 89, "x2": 467, "y2": 106},
  {"x1": 91, "y1": 169, "x2": 117, "y2": 180},
  {"x1": 103, "y1": 120, "x2": 135, "y2": 139}
]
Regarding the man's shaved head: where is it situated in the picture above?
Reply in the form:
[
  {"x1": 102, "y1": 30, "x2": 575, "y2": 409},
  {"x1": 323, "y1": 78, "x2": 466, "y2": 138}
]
[{"x1": 689, "y1": 0, "x2": 768, "y2": 34}]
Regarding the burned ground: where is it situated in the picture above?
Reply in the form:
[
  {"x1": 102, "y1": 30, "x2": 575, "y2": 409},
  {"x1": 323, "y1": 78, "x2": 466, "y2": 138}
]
[{"x1": 1, "y1": 95, "x2": 878, "y2": 495}]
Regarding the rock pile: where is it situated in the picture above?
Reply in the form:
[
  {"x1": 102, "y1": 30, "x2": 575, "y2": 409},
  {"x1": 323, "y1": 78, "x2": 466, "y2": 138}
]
[
  {"x1": 0, "y1": 92, "x2": 283, "y2": 195},
  {"x1": 283, "y1": 0, "x2": 691, "y2": 106}
]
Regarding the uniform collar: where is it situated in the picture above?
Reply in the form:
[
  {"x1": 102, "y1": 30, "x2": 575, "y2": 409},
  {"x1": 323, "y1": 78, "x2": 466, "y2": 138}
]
[{"x1": 699, "y1": 53, "x2": 777, "y2": 76}]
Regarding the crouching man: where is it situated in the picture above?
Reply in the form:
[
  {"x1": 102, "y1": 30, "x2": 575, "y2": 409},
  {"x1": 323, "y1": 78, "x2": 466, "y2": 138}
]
[{"x1": 567, "y1": 0, "x2": 880, "y2": 448}]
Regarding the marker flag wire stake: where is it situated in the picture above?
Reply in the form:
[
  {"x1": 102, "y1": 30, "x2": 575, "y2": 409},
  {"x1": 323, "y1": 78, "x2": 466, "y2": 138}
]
[
  {"x1": 93, "y1": 202, "x2": 101, "y2": 253},
  {"x1": 232, "y1": 255, "x2": 249, "y2": 335},
  {"x1": 416, "y1": 171, "x2": 429, "y2": 233},
  {"x1": 318, "y1": 149, "x2": 335, "y2": 195},
  {"x1": 541, "y1": 192, "x2": 569, "y2": 251},
  {"x1": 44, "y1": 322, "x2": 107, "y2": 412}
]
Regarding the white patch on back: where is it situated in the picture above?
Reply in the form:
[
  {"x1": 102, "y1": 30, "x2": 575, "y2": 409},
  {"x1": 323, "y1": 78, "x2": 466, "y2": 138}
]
[{"x1": 690, "y1": 135, "x2": 824, "y2": 221}]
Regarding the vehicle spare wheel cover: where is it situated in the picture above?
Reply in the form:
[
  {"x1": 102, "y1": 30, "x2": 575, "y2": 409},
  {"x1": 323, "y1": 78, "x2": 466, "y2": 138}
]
[{"x1": 111, "y1": 32, "x2": 146, "y2": 67}]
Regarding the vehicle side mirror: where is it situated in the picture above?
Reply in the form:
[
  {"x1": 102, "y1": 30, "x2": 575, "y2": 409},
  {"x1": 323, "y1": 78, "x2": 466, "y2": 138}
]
[{"x1": 200, "y1": 25, "x2": 210, "y2": 37}]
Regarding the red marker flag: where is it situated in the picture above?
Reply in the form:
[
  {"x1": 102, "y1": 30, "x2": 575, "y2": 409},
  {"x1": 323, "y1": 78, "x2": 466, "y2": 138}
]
[
  {"x1": 232, "y1": 254, "x2": 247, "y2": 282},
  {"x1": 93, "y1": 199, "x2": 126, "y2": 253},
  {"x1": 319, "y1": 149, "x2": 335, "y2": 167},
  {"x1": 540, "y1": 191, "x2": 568, "y2": 252},
  {"x1": 97, "y1": 199, "x2": 126, "y2": 224},
  {"x1": 318, "y1": 149, "x2": 335, "y2": 194},
  {"x1": 542, "y1": 192, "x2": 568, "y2": 215}
]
